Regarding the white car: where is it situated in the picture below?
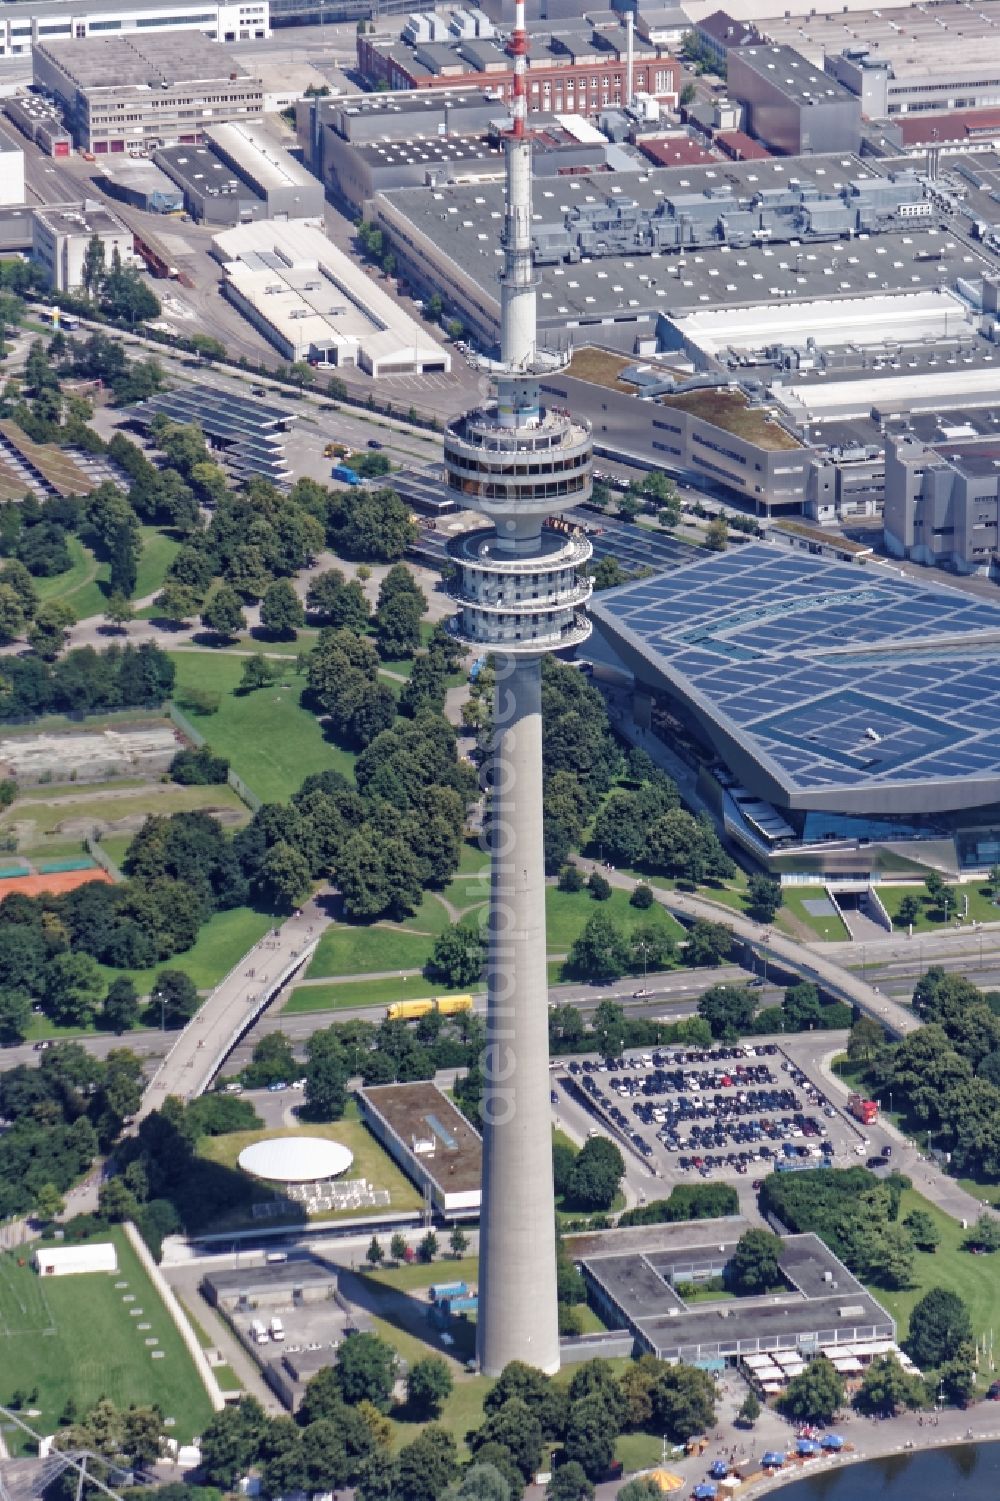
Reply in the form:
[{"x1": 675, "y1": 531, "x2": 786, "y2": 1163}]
[{"x1": 291, "y1": 1077, "x2": 307, "y2": 1090}]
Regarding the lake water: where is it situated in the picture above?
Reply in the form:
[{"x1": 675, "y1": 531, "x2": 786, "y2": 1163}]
[{"x1": 778, "y1": 1445, "x2": 1000, "y2": 1501}]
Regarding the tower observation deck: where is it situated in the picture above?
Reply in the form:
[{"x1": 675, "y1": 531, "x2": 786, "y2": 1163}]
[{"x1": 442, "y1": 0, "x2": 593, "y2": 1380}]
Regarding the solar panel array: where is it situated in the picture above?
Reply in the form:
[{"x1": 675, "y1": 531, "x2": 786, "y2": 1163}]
[
  {"x1": 125, "y1": 384, "x2": 293, "y2": 483},
  {"x1": 591, "y1": 543, "x2": 1000, "y2": 796}
]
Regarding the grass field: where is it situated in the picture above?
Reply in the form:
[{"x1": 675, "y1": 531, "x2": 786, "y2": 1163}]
[
  {"x1": 197, "y1": 1105, "x2": 423, "y2": 1223},
  {"x1": 97, "y1": 905, "x2": 275, "y2": 996},
  {"x1": 0, "y1": 1226, "x2": 214, "y2": 1450},
  {"x1": 876, "y1": 1187, "x2": 1000, "y2": 1361},
  {"x1": 35, "y1": 528, "x2": 180, "y2": 620},
  {"x1": 134, "y1": 527, "x2": 182, "y2": 600},
  {"x1": 170, "y1": 651, "x2": 354, "y2": 803},
  {"x1": 778, "y1": 886, "x2": 850, "y2": 941},
  {"x1": 283, "y1": 975, "x2": 475, "y2": 1015},
  {"x1": 1, "y1": 781, "x2": 248, "y2": 843},
  {"x1": 879, "y1": 879, "x2": 1000, "y2": 932},
  {"x1": 306, "y1": 923, "x2": 435, "y2": 980}
]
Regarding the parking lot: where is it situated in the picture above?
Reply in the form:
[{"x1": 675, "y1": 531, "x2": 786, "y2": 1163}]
[{"x1": 553, "y1": 1040, "x2": 875, "y2": 1189}]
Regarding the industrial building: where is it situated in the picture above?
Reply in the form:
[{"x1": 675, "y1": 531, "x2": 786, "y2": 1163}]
[
  {"x1": 4, "y1": 93, "x2": 72, "y2": 157},
  {"x1": 357, "y1": 1082, "x2": 482, "y2": 1217},
  {"x1": 590, "y1": 541, "x2": 1000, "y2": 877},
  {"x1": 99, "y1": 155, "x2": 184, "y2": 212},
  {"x1": 758, "y1": 2, "x2": 1000, "y2": 122},
  {"x1": 213, "y1": 219, "x2": 451, "y2": 375},
  {"x1": 883, "y1": 431, "x2": 1000, "y2": 576},
  {"x1": 693, "y1": 9, "x2": 762, "y2": 67},
  {"x1": 32, "y1": 201, "x2": 136, "y2": 289},
  {"x1": 0, "y1": 0, "x2": 268, "y2": 61},
  {"x1": 201, "y1": 1259, "x2": 339, "y2": 1311},
  {"x1": 32, "y1": 33, "x2": 264, "y2": 154},
  {"x1": 157, "y1": 119, "x2": 323, "y2": 224},
  {"x1": 580, "y1": 1223, "x2": 895, "y2": 1363},
  {"x1": 357, "y1": 14, "x2": 679, "y2": 111},
  {"x1": 727, "y1": 45, "x2": 861, "y2": 157}
]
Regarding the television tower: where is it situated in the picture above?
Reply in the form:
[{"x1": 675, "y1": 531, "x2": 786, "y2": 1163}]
[{"x1": 442, "y1": 0, "x2": 594, "y2": 1378}]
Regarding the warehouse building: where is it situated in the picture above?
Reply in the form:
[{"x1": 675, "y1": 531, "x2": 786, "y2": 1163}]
[
  {"x1": 883, "y1": 431, "x2": 1000, "y2": 576},
  {"x1": 99, "y1": 155, "x2": 184, "y2": 212},
  {"x1": 213, "y1": 219, "x2": 451, "y2": 375},
  {"x1": 727, "y1": 45, "x2": 861, "y2": 156},
  {"x1": 32, "y1": 33, "x2": 264, "y2": 154},
  {"x1": 580, "y1": 1224, "x2": 894, "y2": 1363},
  {"x1": 5, "y1": 93, "x2": 72, "y2": 157},
  {"x1": 157, "y1": 119, "x2": 323, "y2": 223},
  {"x1": 590, "y1": 542, "x2": 1000, "y2": 876},
  {"x1": 32, "y1": 201, "x2": 136, "y2": 288},
  {"x1": 358, "y1": 1081, "x2": 482, "y2": 1218}
]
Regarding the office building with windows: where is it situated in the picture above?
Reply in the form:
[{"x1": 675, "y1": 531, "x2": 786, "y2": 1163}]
[{"x1": 0, "y1": 0, "x2": 267, "y2": 62}]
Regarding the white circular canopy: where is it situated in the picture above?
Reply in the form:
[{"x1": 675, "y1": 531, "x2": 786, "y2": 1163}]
[{"x1": 238, "y1": 1136, "x2": 354, "y2": 1184}]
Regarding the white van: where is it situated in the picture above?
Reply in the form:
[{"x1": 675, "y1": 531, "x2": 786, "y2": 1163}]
[
  {"x1": 269, "y1": 1317, "x2": 285, "y2": 1342},
  {"x1": 251, "y1": 1319, "x2": 269, "y2": 1344}
]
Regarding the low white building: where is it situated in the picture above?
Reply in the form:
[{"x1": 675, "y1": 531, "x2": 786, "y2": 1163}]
[
  {"x1": 213, "y1": 219, "x2": 452, "y2": 377},
  {"x1": 32, "y1": 201, "x2": 136, "y2": 290},
  {"x1": 0, "y1": 127, "x2": 24, "y2": 206},
  {"x1": 0, "y1": 0, "x2": 268, "y2": 62},
  {"x1": 35, "y1": 1242, "x2": 118, "y2": 1276}
]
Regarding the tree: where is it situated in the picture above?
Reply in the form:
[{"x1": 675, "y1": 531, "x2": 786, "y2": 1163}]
[
  {"x1": 697, "y1": 983, "x2": 758, "y2": 1040},
  {"x1": 448, "y1": 1463, "x2": 512, "y2": 1501},
  {"x1": 566, "y1": 1136, "x2": 625, "y2": 1212},
  {"x1": 151, "y1": 969, "x2": 199, "y2": 1028},
  {"x1": 28, "y1": 599, "x2": 75, "y2": 660},
  {"x1": 472, "y1": 1399, "x2": 543, "y2": 1483},
  {"x1": 82, "y1": 233, "x2": 107, "y2": 299},
  {"x1": 630, "y1": 882, "x2": 654, "y2": 909},
  {"x1": 847, "y1": 1016, "x2": 885, "y2": 1063},
  {"x1": 563, "y1": 1394, "x2": 618, "y2": 1481},
  {"x1": 617, "y1": 1483, "x2": 664, "y2": 1501},
  {"x1": 547, "y1": 1461, "x2": 594, "y2": 1501},
  {"x1": 390, "y1": 1232, "x2": 407, "y2": 1264},
  {"x1": 407, "y1": 1356, "x2": 453, "y2": 1418},
  {"x1": 592, "y1": 998, "x2": 627, "y2": 1058},
  {"x1": 44, "y1": 951, "x2": 104, "y2": 1026},
  {"x1": 238, "y1": 653, "x2": 278, "y2": 693},
  {"x1": 154, "y1": 581, "x2": 200, "y2": 625},
  {"x1": 854, "y1": 1354, "x2": 925, "y2": 1416},
  {"x1": 0, "y1": 582, "x2": 26, "y2": 643},
  {"x1": 903, "y1": 1209, "x2": 940, "y2": 1253},
  {"x1": 897, "y1": 893, "x2": 921, "y2": 928},
  {"x1": 336, "y1": 1333, "x2": 396, "y2": 1409},
  {"x1": 737, "y1": 1389, "x2": 761, "y2": 1427},
  {"x1": 729, "y1": 1228, "x2": 782, "y2": 1293},
  {"x1": 449, "y1": 1224, "x2": 468, "y2": 1257},
  {"x1": 907, "y1": 1287, "x2": 973, "y2": 1369},
  {"x1": 395, "y1": 1428, "x2": 458, "y2": 1501},
  {"x1": 201, "y1": 585, "x2": 246, "y2": 639},
  {"x1": 418, "y1": 1229, "x2": 438, "y2": 1262},
  {"x1": 198, "y1": 1398, "x2": 268, "y2": 1488},
  {"x1": 705, "y1": 514, "x2": 728, "y2": 551},
  {"x1": 259, "y1": 840, "x2": 312, "y2": 910},
  {"x1": 568, "y1": 912, "x2": 630, "y2": 982},
  {"x1": 303, "y1": 1048, "x2": 348, "y2": 1122},
  {"x1": 651, "y1": 1363, "x2": 717, "y2": 1441},
  {"x1": 260, "y1": 578, "x2": 304, "y2": 638},
  {"x1": 34, "y1": 1181, "x2": 65, "y2": 1224},
  {"x1": 779, "y1": 1355, "x2": 844, "y2": 1424},
  {"x1": 685, "y1": 919, "x2": 733, "y2": 967},
  {"x1": 102, "y1": 976, "x2": 139, "y2": 1033},
  {"x1": 365, "y1": 1235, "x2": 384, "y2": 1269},
  {"x1": 782, "y1": 982, "x2": 824, "y2": 1032},
  {"x1": 427, "y1": 923, "x2": 485, "y2": 988},
  {"x1": 587, "y1": 870, "x2": 612, "y2": 901},
  {"x1": 104, "y1": 592, "x2": 133, "y2": 631},
  {"x1": 746, "y1": 873, "x2": 781, "y2": 922}
]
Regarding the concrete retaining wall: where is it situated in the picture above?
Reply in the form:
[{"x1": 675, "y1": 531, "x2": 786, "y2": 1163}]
[{"x1": 123, "y1": 1220, "x2": 226, "y2": 1415}]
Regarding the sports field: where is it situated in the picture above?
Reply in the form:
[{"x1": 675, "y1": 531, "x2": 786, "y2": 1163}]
[{"x1": 0, "y1": 1227, "x2": 214, "y2": 1450}]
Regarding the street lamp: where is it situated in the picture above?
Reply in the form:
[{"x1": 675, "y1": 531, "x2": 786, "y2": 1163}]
[{"x1": 154, "y1": 988, "x2": 164, "y2": 1032}]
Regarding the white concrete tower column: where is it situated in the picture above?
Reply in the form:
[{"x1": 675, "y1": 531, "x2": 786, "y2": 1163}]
[{"x1": 476, "y1": 653, "x2": 560, "y2": 1375}]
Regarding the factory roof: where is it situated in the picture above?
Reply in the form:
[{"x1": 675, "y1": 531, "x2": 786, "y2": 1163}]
[
  {"x1": 897, "y1": 111, "x2": 1000, "y2": 148},
  {"x1": 697, "y1": 10, "x2": 763, "y2": 48},
  {"x1": 352, "y1": 135, "x2": 503, "y2": 170},
  {"x1": 156, "y1": 141, "x2": 265, "y2": 203},
  {"x1": 35, "y1": 203, "x2": 129, "y2": 237},
  {"x1": 205, "y1": 121, "x2": 316, "y2": 193},
  {"x1": 730, "y1": 44, "x2": 856, "y2": 105},
  {"x1": 358, "y1": 1081, "x2": 482, "y2": 1196},
  {"x1": 638, "y1": 134, "x2": 717, "y2": 167},
  {"x1": 761, "y1": 0, "x2": 1000, "y2": 80},
  {"x1": 378, "y1": 159, "x2": 987, "y2": 325},
  {"x1": 98, "y1": 155, "x2": 180, "y2": 196},
  {"x1": 591, "y1": 542, "x2": 1000, "y2": 813},
  {"x1": 34, "y1": 32, "x2": 256, "y2": 90}
]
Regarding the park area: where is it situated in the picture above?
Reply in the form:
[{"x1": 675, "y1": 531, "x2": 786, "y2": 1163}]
[{"x1": 0, "y1": 1227, "x2": 214, "y2": 1452}]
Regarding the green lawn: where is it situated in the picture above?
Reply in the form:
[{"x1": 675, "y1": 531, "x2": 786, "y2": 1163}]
[
  {"x1": 35, "y1": 528, "x2": 180, "y2": 620},
  {"x1": 0, "y1": 1226, "x2": 214, "y2": 1450},
  {"x1": 97, "y1": 834, "x2": 134, "y2": 870},
  {"x1": 198, "y1": 1106, "x2": 423, "y2": 1225},
  {"x1": 283, "y1": 975, "x2": 476, "y2": 1015},
  {"x1": 134, "y1": 526, "x2": 181, "y2": 600},
  {"x1": 879, "y1": 879, "x2": 1000, "y2": 933},
  {"x1": 876, "y1": 1187, "x2": 1000, "y2": 1356},
  {"x1": 778, "y1": 886, "x2": 850, "y2": 941},
  {"x1": 306, "y1": 922, "x2": 435, "y2": 979},
  {"x1": 98, "y1": 905, "x2": 276, "y2": 996},
  {"x1": 545, "y1": 885, "x2": 685, "y2": 955},
  {"x1": 170, "y1": 651, "x2": 355, "y2": 803},
  {"x1": 396, "y1": 891, "x2": 461, "y2": 936},
  {"x1": 361, "y1": 1256, "x2": 479, "y2": 1294}
]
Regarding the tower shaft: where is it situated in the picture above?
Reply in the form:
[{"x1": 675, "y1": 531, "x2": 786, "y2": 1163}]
[{"x1": 477, "y1": 656, "x2": 560, "y2": 1375}]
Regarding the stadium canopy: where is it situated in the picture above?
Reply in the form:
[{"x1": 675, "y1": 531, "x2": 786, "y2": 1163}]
[{"x1": 238, "y1": 1136, "x2": 354, "y2": 1183}]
